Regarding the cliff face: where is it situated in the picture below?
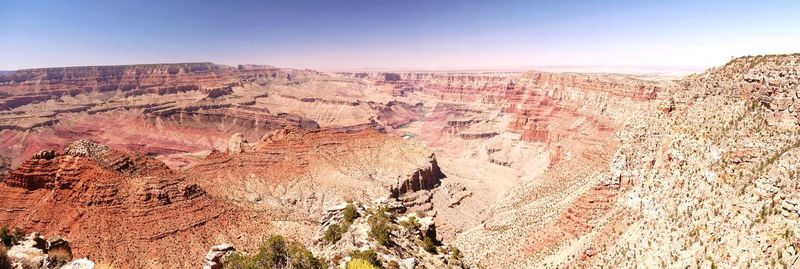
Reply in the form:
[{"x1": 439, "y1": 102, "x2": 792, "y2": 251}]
[
  {"x1": 186, "y1": 128, "x2": 446, "y2": 219},
  {"x1": 586, "y1": 54, "x2": 800, "y2": 268},
  {"x1": 0, "y1": 64, "x2": 325, "y2": 171},
  {"x1": 0, "y1": 63, "x2": 284, "y2": 110},
  {"x1": 0, "y1": 127, "x2": 448, "y2": 268},
  {"x1": 364, "y1": 71, "x2": 670, "y2": 247},
  {"x1": 455, "y1": 54, "x2": 800, "y2": 268},
  {"x1": 6, "y1": 58, "x2": 790, "y2": 268},
  {"x1": 0, "y1": 140, "x2": 272, "y2": 268}
]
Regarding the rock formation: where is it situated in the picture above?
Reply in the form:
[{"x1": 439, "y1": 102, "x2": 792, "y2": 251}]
[
  {"x1": 3, "y1": 54, "x2": 799, "y2": 268},
  {"x1": 311, "y1": 199, "x2": 464, "y2": 268},
  {"x1": 186, "y1": 127, "x2": 446, "y2": 219},
  {"x1": 453, "y1": 54, "x2": 800, "y2": 268},
  {"x1": 0, "y1": 140, "x2": 272, "y2": 268}
]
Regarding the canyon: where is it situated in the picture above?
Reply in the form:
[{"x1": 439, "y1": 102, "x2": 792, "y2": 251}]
[{"x1": 1, "y1": 54, "x2": 799, "y2": 268}]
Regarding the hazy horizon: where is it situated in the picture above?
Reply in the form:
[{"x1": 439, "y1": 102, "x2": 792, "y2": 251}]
[{"x1": 2, "y1": 0, "x2": 799, "y2": 71}]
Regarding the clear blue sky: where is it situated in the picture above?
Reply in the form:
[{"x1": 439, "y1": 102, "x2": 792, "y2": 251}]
[{"x1": 1, "y1": 0, "x2": 798, "y2": 70}]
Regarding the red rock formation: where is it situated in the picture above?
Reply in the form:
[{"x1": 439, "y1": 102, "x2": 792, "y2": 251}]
[
  {"x1": 186, "y1": 127, "x2": 445, "y2": 216},
  {"x1": 376, "y1": 101, "x2": 422, "y2": 129},
  {"x1": 0, "y1": 64, "x2": 324, "y2": 170},
  {"x1": 0, "y1": 140, "x2": 271, "y2": 268},
  {"x1": 0, "y1": 63, "x2": 284, "y2": 110}
]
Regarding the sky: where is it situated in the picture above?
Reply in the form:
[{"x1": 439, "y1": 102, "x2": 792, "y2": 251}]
[{"x1": 1, "y1": 0, "x2": 799, "y2": 71}]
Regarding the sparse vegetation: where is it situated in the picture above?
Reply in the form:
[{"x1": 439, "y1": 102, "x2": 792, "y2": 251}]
[
  {"x1": 223, "y1": 235, "x2": 323, "y2": 269},
  {"x1": 346, "y1": 258, "x2": 379, "y2": 269},
  {"x1": 369, "y1": 207, "x2": 392, "y2": 246},
  {"x1": 323, "y1": 224, "x2": 343, "y2": 244},
  {"x1": 421, "y1": 236, "x2": 436, "y2": 254},
  {"x1": 449, "y1": 244, "x2": 462, "y2": 261},
  {"x1": 46, "y1": 247, "x2": 73, "y2": 268},
  {"x1": 349, "y1": 249, "x2": 381, "y2": 268},
  {"x1": 343, "y1": 203, "x2": 360, "y2": 224},
  {"x1": 398, "y1": 216, "x2": 420, "y2": 231},
  {"x1": 0, "y1": 226, "x2": 24, "y2": 247}
]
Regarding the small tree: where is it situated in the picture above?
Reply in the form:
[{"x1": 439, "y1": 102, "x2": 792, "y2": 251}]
[
  {"x1": 225, "y1": 235, "x2": 323, "y2": 269},
  {"x1": 367, "y1": 206, "x2": 393, "y2": 247}
]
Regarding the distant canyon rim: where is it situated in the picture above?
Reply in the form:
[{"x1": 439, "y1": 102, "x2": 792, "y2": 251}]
[{"x1": 1, "y1": 54, "x2": 800, "y2": 268}]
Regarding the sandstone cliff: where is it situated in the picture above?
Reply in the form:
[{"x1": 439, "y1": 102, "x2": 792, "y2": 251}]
[
  {"x1": 0, "y1": 140, "x2": 272, "y2": 268},
  {"x1": 454, "y1": 54, "x2": 800, "y2": 268}
]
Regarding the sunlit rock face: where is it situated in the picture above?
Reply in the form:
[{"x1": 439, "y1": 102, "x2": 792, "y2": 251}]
[{"x1": 6, "y1": 55, "x2": 799, "y2": 268}]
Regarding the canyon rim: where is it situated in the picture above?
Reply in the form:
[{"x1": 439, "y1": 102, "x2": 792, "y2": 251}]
[{"x1": 2, "y1": 1, "x2": 800, "y2": 269}]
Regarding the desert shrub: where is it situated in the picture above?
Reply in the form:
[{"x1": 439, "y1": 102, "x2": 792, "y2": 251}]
[
  {"x1": 343, "y1": 203, "x2": 360, "y2": 224},
  {"x1": 349, "y1": 249, "x2": 381, "y2": 268},
  {"x1": 346, "y1": 258, "x2": 379, "y2": 269},
  {"x1": 224, "y1": 235, "x2": 323, "y2": 269},
  {"x1": 11, "y1": 228, "x2": 23, "y2": 244},
  {"x1": 421, "y1": 236, "x2": 436, "y2": 254},
  {"x1": 0, "y1": 226, "x2": 23, "y2": 247},
  {"x1": 368, "y1": 208, "x2": 392, "y2": 246},
  {"x1": 0, "y1": 245, "x2": 11, "y2": 269},
  {"x1": 285, "y1": 241, "x2": 324, "y2": 269},
  {"x1": 398, "y1": 216, "x2": 420, "y2": 231},
  {"x1": 47, "y1": 247, "x2": 73, "y2": 268},
  {"x1": 0, "y1": 227, "x2": 10, "y2": 247},
  {"x1": 323, "y1": 224, "x2": 343, "y2": 244},
  {"x1": 449, "y1": 244, "x2": 461, "y2": 260},
  {"x1": 222, "y1": 252, "x2": 254, "y2": 269}
]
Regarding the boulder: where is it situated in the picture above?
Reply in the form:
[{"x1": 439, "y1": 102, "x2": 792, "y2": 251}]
[
  {"x1": 226, "y1": 133, "x2": 247, "y2": 154},
  {"x1": 203, "y1": 244, "x2": 235, "y2": 269}
]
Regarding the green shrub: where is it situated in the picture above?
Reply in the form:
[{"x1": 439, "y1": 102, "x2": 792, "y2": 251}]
[
  {"x1": 449, "y1": 244, "x2": 461, "y2": 260},
  {"x1": 346, "y1": 258, "x2": 379, "y2": 269},
  {"x1": 349, "y1": 249, "x2": 381, "y2": 268},
  {"x1": 222, "y1": 252, "x2": 254, "y2": 269},
  {"x1": 422, "y1": 236, "x2": 436, "y2": 254},
  {"x1": 223, "y1": 235, "x2": 323, "y2": 269},
  {"x1": 0, "y1": 226, "x2": 10, "y2": 247},
  {"x1": 398, "y1": 216, "x2": 420, "y2": 231},
  {"x1": 323, "y1": 224, "x2": 343, "y2": 244},
  {"x1": 368, "y1": 208, "x2": 392, "y2": 246},
  {"x1": 0, "y1": 226, "x2": 24, "y2": 247},
  {"x1": 343, "y1": 203, "x2": 360, "y2": 224},
  {"x1": 286, "y1": 241, "x2": 325, "y2": 269},
  {"x1": 12, "y1": 228, "x2": 23, "y2": 244}
]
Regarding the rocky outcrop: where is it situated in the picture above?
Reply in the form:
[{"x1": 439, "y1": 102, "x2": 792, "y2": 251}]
[
  {"x1": 187, "y1": 127, "x2": 447, "y2": 219},
  {"x1": 0, "y1": 141, "x2": 270, "y2": 268},
  {"x1": 0, "y1": 63, "x2": 325, "y2": 172},
  {"x1": 455, "y1": 54, "x2": 800, "y2": 268},
  {"x1": 0, "y1": 63, "x2": 283, "y2": 110},
  {"x1": 312, "y1": 199, "x2": 464, "y2": 268},
  {"x1": 203, "y1": 244, "x2": 235, "y2": 269},
  {"x1": 376, "y1": 101, "x2": 422, "y2": 129},
  {"x1": 3, "y1": 232, "x2": 89, "y2": 269},
  {"x1": 390, "y1": 153, "x2": 445, "y2": 198}
]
